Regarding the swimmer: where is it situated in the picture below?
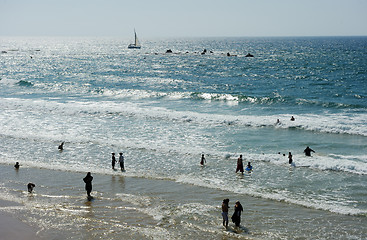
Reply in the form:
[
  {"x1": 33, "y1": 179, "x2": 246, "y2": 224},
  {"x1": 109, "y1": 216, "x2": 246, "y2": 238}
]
[
  {"x1": 246, "y1": 162, "x2": 253, "y2": 171},
  {"x1": 304, "y1": 146, "x2": 315, "y2": 156},
  {"x1": 14, "y1": 162, "x2": 20, "y2": 169},
  {"x1": 58, "y1": 142, "x2": 64, "y2": 151}
]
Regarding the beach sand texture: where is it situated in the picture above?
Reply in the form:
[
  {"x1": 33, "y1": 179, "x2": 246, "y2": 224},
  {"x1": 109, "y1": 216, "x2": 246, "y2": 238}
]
[{"x1": 0, "y1": 200, "x2": 39, "y2": 240}]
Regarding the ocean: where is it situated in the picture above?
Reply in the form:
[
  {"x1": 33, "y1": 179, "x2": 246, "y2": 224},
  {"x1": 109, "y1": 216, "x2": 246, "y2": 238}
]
[{"x1": 0, "y1": 36, "x2": 366, "y2": 239}]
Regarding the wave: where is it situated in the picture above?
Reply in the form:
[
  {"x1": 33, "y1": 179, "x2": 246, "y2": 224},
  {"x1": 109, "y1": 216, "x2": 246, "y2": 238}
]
[
  {"x1": 98, "y1": 88, "x2": 365, "y2": 109},
  {"x1": 1, "y1": 97, "x2": 366, "y2": 137},
  {"x1": 255, "y1": 152, "x2": 367, "y2": 175},
  {"x1": 0, "y1": 78, "x2": 33, "y2": 87},
  {"x1": 17, "y1": 80, "x2": 34, "y2": 87},
  {"x1": 2, "y1": 74, "x2": 364, "y2": 110}
]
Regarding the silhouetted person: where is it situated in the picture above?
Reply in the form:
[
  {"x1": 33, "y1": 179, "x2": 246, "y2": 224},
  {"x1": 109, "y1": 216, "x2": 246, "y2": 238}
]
[
  {"x1": 236, "y1": 155, "x2": 244, "y2": 173},
  {"x1": 276, "y1": 119, "x2": 280, "y2": 124},
  {"x1": 83, "y1": 172, "x2": 93, "y2": 197},
  {"x1": 14, "y1": 162, "x2": 20, "y2": 169},
  {"x1": 290, "y1": 116, "x2": 295, "y2": 121},
  {"x1": 288, "y1": 152, "x2": 293, "y2": 164},
  {"x1": 221, "y1": 199, "x2": 230, "y2": 228},
  {"x1": 27, "y1": 183, "x2": 35, "y2": 193},
  {"x1": 58, "y1": 142, "x2": 64, "y2": 151},
  {"x1": 200, "y1": 154, "x2": 206, "y2": 166},
  {"x1": 111, "y1": 153, "x2": 116, "y2": 169},
  {"x1": 119, "y1": 153, "x2": 124, "y2": 171},
  {"x1": 231, "y1": 201, "x2": 243, "y2": 227},
  {"x1": 304, "y1": 146, "x2": 315, "y2": 156}
]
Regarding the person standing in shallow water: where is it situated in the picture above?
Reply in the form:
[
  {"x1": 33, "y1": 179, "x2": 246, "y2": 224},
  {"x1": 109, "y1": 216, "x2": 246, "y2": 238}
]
[
  {"x1": 14, "y1": 162, "x2": 20, "y2": 169},
  {"x1": 221, "y1": 199, "x2": 230, "y2": 228},
  {"x1": 119, "y1": 153, "x2": 124, "y2": 171},
  {"x1": 231, "y1": 201, "x2": 243, "y2": 228},
  {"x1": 288, "y1": 152, "x2": 293, "y2": 164},
  {"x1": 111, "y1": 153, "x2": 116, "y2": 169},
  {"x1": 304, "y1": 146, "x2": 315, "y2": 156},
  {"x1": 200, "y1": 154, "x2": 206, "y2": 166},
  {"x1": 83, "y1": 172, "x2": 93, "y2": 197},
  {"x1": 236, "y1": 155, "x2": 244, "y2": 173}
]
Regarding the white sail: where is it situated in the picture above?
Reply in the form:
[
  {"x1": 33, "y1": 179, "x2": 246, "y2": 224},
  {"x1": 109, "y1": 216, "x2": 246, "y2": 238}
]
[
  {"x1": 134, "y1": 31, "x2": 140, "y2": 46},
  {"x1": 128, "y1": 29, "x2": 141, "y2": 49}
]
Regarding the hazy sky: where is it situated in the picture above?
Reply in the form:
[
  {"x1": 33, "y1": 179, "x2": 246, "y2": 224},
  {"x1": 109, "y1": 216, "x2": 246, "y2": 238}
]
[{"x1": 1, "y1": 0, "x2": 366, "y2": 38}]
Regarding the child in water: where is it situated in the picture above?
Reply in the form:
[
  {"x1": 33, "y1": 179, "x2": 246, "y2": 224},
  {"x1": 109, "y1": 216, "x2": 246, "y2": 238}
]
[{"x1": 246, "y1": 162, "x2": 253, "y2": 171}]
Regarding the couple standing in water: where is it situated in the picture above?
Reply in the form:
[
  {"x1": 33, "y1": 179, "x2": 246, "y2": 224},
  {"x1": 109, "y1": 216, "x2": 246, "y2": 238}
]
[
  {"x1": 112, "y1": 152, "x2": 125, "y2": 171},
  {"x1": 222, "y1": 199, "x2": 244, "y2": 228}
]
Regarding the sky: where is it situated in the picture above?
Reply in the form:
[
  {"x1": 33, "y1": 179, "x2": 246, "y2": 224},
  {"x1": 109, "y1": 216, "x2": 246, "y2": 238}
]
[{"x1": 0, "y1": 0, "x2": 366, "y2": 38}]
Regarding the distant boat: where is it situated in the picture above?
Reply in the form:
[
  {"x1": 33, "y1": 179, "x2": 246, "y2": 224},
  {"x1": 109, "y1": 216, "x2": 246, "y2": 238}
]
[{"x1": 128, "y1": 29, "x2": 141, "y2": 49}]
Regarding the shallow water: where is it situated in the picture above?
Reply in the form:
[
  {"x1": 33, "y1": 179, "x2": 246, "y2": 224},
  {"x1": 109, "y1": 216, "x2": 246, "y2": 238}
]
[
  {"x1": 0, "y1": 36, "x2": 366, "y2": 239},
  {"x1": 0, "y1": 165, "x2": 366, "y2": 239}
]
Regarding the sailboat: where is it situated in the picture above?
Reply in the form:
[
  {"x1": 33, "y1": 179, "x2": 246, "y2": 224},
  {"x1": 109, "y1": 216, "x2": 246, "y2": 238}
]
[{"x1": 128, "y1": 29, "x2": 141, "y2": 49}]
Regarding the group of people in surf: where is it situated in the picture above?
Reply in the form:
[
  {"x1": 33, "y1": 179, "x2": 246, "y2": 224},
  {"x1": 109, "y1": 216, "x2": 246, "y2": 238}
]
[
  {"x1": 201, "y1": 145, "x2": 315, "y2": 175},
  {"x1": 15, "y1": 142, "x2": 126, "y2": 200},
  {"x1": 14, "y1": 141, "x2": 316, "y2": 232},
  {"x1": 83, "y1": 152, "x2": 125, "y2": 199}
]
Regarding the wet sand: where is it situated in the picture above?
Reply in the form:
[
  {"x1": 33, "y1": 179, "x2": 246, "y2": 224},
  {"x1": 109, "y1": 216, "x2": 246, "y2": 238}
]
[{"x1": 0, "y1": 200, "x2": 39, "y2": 240}]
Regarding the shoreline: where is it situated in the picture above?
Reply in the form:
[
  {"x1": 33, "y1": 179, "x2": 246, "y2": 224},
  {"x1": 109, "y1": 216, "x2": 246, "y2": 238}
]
[
  {"x1": 0, "y1": 164, "x2": 366, "y2": 239},
  {"x1": 0, "y1": 199, "x2": 40, "y2": 240}
]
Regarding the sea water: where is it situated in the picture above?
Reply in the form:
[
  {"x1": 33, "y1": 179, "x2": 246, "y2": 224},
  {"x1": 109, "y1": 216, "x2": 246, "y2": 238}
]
[{"x1": 0, "y1": 36, "x2": 366, "y2": 239}]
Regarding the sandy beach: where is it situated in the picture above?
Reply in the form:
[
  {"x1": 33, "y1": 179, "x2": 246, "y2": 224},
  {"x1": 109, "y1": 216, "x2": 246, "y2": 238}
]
[{"x1": 0, "y1": 199, "x2": 40, "y2": 240}]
